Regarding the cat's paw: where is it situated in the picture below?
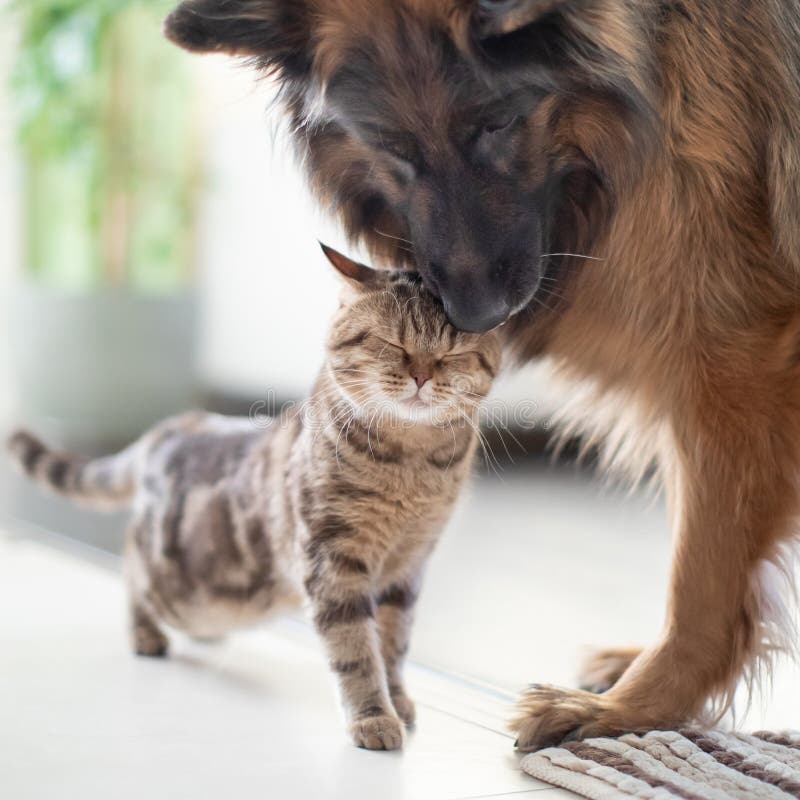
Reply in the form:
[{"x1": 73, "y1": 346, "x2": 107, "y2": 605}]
[
  {"x1": 350, "y1": 714, "x2": 405, "y2": 751},
  {"x1": 132, "y1": 627, "x2": 169, "y2": 658},
  {"x1": 131, "y1": 607, "x2": 169, "y2": 658},
  {"x1": 390, "y1": 691, "x2": 416, "y2": 726}
]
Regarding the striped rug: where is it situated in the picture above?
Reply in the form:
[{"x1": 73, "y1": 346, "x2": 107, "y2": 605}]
[{"x1": 521, "y1": 730, "x2": 800, "y2": 799}]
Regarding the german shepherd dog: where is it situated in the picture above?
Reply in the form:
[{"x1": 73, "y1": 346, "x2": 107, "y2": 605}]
[{"x1": 164, "y1": 1, "x2": 800, "y2": 750}]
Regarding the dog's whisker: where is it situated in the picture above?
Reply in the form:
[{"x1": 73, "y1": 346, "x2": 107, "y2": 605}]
[
  {"x1": 539, "y1": 253, "x2": 606, "y2": 261},
  {"x1": 374, "y1": 228, "x2": 415, "y2": 249}
]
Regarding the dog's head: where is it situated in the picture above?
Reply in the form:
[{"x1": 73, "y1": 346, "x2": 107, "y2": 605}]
[{"x1": 165, "y1": 0, "x2": 656, "y2": 332}]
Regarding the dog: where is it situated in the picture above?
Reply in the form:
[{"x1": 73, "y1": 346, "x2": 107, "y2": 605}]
[{"x1": 163, "y1": 0, "x2": 800, "y2": 751}]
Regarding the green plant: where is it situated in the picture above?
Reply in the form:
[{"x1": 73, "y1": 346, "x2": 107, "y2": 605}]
[{"x1": 12, "y1": 0, "x2": 199, "y2": 292}]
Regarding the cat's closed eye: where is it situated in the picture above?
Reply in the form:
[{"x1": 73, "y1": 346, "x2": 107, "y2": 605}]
[
  {"x1": 440, "y1": 351, "x2": 480, "y2": 364},
  {"x1": 371, "y1": 336, "x2": 408, "y2": 358}
]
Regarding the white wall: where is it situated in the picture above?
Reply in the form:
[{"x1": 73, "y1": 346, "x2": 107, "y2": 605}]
[
  {"x1": 0, "y1": 0, "x2": 20, "y2": 425},
  {"x1": 194, "y1": 58, "x2": 352, "y2": 400}
]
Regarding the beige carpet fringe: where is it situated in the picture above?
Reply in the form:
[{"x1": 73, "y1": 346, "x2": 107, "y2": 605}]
[{"x1": 521, "y1": 730, "x2": 800, "y2": 799}]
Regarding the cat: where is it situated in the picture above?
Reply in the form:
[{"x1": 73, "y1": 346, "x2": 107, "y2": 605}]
[{"x1": 7, "y1": 244, "x2": 501, "y2": 751}]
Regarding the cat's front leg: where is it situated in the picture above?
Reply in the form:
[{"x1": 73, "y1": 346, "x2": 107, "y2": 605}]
[
  {"x1": 305, "y1": 550, "x2": 404, "y2": 750},
  {"x1": 376, "y1": 581, "x2": 419, "y2": 726}
]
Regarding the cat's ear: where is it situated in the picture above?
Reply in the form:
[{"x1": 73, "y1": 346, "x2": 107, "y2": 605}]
[
  {"x1": 320, "y1": 243, "x2": 382, "y2": 295},
  {"x1": 474, "y1": 0, "x2": 572, "y2": 37},
  {"x1": 164, "y1": 0, "x2": 312, "y2": 80}
]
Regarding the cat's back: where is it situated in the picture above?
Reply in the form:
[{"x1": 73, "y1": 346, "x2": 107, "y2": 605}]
[{"x1": 139, "y1": 411, "x2": 274, "y2": 489}]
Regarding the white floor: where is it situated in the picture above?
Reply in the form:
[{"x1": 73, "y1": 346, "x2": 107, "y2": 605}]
[
  {"x1": 0, "y1": 531, "x2": 562, "y2": 800},
  {"x1": 2, "y1": 465, "x2": 799, "y2": 800}
]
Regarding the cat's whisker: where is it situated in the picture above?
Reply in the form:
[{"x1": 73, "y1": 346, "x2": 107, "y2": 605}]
[
  {"x1": 341, "y1": 414, "x2": 356, "y2": 464},
  {"x1": 456, "y1": 408, "x2": 503, "y2": 479},
  {"x1": 335, "y1": 380, "x2": 375, "y2": 388},
  {"x1": 472, "y1": 426, "x2": 503, "y2": 479},
  {"x1": 403, "y1": 294, "x2": 420, "y2": 316},
  {"x1": 497, "y1": 423, "x2": 526, "y2": 455},
  {"x1": 377, "y1": 343, "x2": 391, "y2": 360},
  {"x1": 335, "y1": 368, "x2": 376, "y2": 376},
  {"x1": 334, "y1": 408, "x2": 356, "y2": 467},
  {"x1": 448, "y1": 388, "x2": 484, "y2": 399},
  {"x1": 312, "y1": 399, "x2": 359, "y2": 449},
  {"x1": 439, "y1": 388, "x2": 483, "y2": 405},
  {"x1": 377, "y1": 289, "x2": 404, "y2": 317},
  {"x1": 490, "y1": 424, "x2": 516, "y2": 466},
  {"x1": 334, "y1": 374, "x2": 376, "y2": 383},
  {"x1": 365, "y1": 406, "x2": 381, "y2": 460},
  {"x1": 437, "y1": 420, "x2": 458, "y2": 473}
]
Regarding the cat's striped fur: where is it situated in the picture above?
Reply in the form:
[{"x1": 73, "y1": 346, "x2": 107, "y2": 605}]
[{"x1": 8, "y1": 247, "x2": 501, "y2": 751}]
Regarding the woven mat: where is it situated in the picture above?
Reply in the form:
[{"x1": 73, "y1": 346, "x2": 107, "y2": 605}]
[{"x1": 521, "y1": 730, "x2": 800, "y2": 799}]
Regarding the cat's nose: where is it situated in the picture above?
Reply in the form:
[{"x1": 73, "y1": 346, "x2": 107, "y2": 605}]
[{"x1": 411, "y1": 368, "x2": 432, "y2": 389}]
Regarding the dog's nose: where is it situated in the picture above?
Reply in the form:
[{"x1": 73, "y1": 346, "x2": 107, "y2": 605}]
[
  {"x1": 443, "y1": 296, "x2": 510, "y2": 333},
  {"x1": 426, "y1": 258, "x2": 513, "y2": 333}
]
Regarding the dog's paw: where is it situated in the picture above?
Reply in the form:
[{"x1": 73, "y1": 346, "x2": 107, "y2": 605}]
[
  {"x1": 511, "y1": 685, "x2": 624, "y2": 752},
  {"x1": 350, "y1": 714, "x2": 405, "y2": 751},
  {"x1": 390, "y1": 690, "x2": 416, "y2": 726},
  {"x1": 578, "y1": 647, "x2": 641, "y2": 694}
]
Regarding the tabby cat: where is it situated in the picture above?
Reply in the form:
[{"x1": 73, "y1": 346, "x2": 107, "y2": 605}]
[{"x1": 8, "y1": 245, "x2": 501, "y2": 751}]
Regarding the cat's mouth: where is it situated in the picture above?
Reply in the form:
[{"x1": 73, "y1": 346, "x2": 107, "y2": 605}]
[
  {"x1": 401, "y1": 386, "x2": 437, "y2": 407},
  {"x1": 393, "y1": 389, "x2": 439, "y2": 414},
  {"x1": 399, "y1": 393, "x2": 457, "y2": 417},
  {"x1": 401, "y1": 397, "x2": 429, "y2": 409}
]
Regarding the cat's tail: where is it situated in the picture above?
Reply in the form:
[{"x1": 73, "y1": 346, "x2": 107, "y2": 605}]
[{"x1": 6, "y1": 430, "x2": 139, "y2": 511}]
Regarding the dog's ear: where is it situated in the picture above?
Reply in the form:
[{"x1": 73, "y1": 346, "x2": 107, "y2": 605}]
[
  {"x1": 164, "y1": 0, "x2": 311, "y2": 78},
  {"x1": 474, "y1": 0, "x2": 572, "y2": 37}
]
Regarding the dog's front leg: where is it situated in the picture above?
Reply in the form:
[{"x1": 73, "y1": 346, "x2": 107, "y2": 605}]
[{"x1": 513, "y1": 385, "x2": 799, "y2": 751}]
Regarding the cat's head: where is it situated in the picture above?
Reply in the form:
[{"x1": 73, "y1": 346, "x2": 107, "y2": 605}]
[{"x1": 321, "y1": 244, "x2": 501, "y2": 424}]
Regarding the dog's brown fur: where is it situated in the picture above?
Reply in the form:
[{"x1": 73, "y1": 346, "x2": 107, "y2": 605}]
[{"x1": 164, "y1": 0, "x2": 800, "y2": 749}]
